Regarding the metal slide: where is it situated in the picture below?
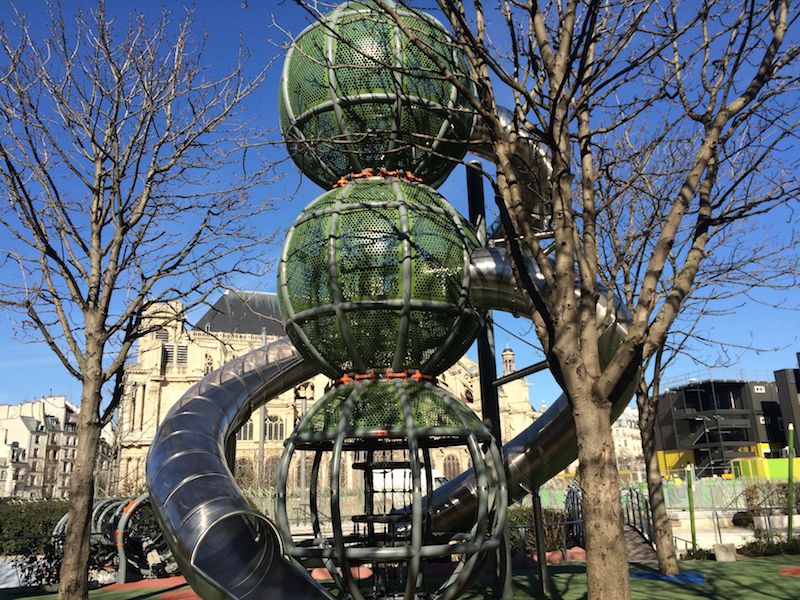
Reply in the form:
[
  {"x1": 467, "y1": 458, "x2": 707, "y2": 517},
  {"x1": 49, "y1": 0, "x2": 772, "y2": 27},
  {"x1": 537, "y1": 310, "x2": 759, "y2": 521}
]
[
  {"x1": 145, "y1": 245, "x2": 631, "y2": 599},
  {"x1": 146, "y1": 341, "x2": 333, "y2": 600}
]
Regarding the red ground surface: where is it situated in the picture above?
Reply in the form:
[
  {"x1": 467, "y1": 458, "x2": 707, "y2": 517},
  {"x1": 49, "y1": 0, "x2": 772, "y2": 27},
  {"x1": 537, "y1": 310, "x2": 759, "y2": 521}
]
[
  {"x1": 778, "y1": 566, "x2": 800, "y2": 577},
  {"x1": 101, "y1": 576, "x2": 198, "y2": 598},
  {"x1": 101, "y1": 576, "x2": 186, "y2": 591}
]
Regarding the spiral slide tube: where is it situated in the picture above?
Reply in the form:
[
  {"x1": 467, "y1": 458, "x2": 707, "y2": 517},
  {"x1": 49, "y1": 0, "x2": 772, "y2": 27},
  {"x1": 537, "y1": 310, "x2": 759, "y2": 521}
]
[{"x1": 145, "y1": 340, "x2": 333, "y2": 600}]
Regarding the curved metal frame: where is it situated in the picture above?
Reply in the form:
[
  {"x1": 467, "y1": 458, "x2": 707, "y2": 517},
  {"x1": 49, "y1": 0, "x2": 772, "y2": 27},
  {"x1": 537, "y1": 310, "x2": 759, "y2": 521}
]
[
  {"x1": 274, "y1": 380, "x2": 506, "y2": 600},
  {"x1": 115, "y1": 492, "x2": 148, "y2": 584},
  {"x1": 53, "y1": 494, "x2": 175, "y2": 584}
]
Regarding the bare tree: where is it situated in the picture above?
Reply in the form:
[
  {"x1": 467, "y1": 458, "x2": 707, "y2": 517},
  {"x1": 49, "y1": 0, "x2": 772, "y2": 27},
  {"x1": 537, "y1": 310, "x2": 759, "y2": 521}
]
[
  {"x1": 598, "y1": 113, "x2": 800, "y2": 573},
  {"x1": 0, "y1": 3, "x2": 272, "y2": 598},
  {"x1": 313, "y1": 0, "x2": 800, "y2": 598}
]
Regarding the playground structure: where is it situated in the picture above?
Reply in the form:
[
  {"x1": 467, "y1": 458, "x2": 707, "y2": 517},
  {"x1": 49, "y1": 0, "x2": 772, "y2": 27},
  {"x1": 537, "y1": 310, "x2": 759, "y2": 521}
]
[
  {"x1": 51, "y1": 493, "x2": 176, "y2": 584},
  {"x1": 146, "y1": 1, "x2": 632, "y2": 599}
]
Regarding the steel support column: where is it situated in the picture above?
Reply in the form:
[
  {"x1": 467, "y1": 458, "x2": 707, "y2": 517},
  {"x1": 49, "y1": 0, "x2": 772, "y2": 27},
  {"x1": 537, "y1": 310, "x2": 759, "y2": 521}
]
[{"x1": 467, "y1": 161, "x2": 513, "y2": 599}]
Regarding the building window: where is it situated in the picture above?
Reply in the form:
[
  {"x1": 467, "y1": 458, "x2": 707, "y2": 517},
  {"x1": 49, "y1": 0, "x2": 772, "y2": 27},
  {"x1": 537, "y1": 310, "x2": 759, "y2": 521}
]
[
  {"x1": 162, "y1": 344, "x2": 175, "y2": 365},
  {"x1": 204, "y1": 354, "x2": 214, "y2": 374},
  {"x1": 236, "y1": 419, "x2": 254, "y2": 441},
  {"x1": 464, "y1": 389, "x2": 474, "y2": 404},
  {"x1": 155, "y1": 328, "x2": 169, "y2": 341},
  {"x1": 34, "y1": 436, "x2": 40, "y2": 444},
  {"x1": 32, "y1": 448, "x2": 39, "y2": 458},
  {"x1": 264, "y1": 456, "x2": 281, "y2": 487},
  {"x1": 177, "y1": 345, "x2": 188, "y2": 365},
  {"x1": 754, "y1": 385, "x2": 766, "y2": 394},
  {"x1": 266, "y1": 415, "x2": 285, "y2": 441},
  {"x1": 443, "y1": 455, "x2": 461, "y2": 480},
  {"x1": 0, "y1": 471, "x2": 6, "y2": 481}
]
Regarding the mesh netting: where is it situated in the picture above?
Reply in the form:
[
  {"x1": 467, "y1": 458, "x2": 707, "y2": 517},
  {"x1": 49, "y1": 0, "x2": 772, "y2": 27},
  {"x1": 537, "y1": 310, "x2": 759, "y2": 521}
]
[
  {"x1": 279, "y1": 0, "x2": 476, "y2": 189},
  {"x1": 279, "y1": 178, "x2": 480, "y2": 376},
  {"x1": 296, "y1": 380, "x2": 485, "y2": 436}
]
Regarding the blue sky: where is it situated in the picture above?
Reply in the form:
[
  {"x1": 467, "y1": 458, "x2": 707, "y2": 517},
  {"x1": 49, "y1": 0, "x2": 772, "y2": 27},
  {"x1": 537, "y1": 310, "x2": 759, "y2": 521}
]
[{"x1": 0, "y1": 1, "x2": 798, "y2": 410}]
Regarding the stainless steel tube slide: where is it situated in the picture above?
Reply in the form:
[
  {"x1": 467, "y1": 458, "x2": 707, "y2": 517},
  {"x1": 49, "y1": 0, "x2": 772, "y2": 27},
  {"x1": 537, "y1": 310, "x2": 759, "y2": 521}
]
[{"x1": 146, "y1": 338, "x2": 334, "y2": 600}]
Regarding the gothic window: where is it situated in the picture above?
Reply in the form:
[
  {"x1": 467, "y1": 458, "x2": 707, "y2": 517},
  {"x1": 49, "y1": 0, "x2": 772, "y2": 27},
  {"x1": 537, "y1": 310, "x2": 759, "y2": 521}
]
[
  {"x1": 204, "y1": 354, "x2": 214, "y2": 374},
  {"x1": 155, "y1": 329, "x2": 169, "y2": 341},
  {"x1": 235, "y1": 458, "x2": 256, "y2": 487},
  {"x1": 264, "y1": 456, "x2": 281, "y2": 487},
  {"x1": 464, "y1": 389, "x2": 474, "y2": 404},
  {"x1": 129, "y1": 389, "x2": 137, "y2": 431},
  {"x1": 294, "y1": 456, "x2": 312, "y2": 488},
  {"x1": 236, "y1": 419, "x2": 254, "y2": 441},
  {"x1": 266, "y1": 415, "x2": 285, "y2": 441},
  {"x1": 443, "y1": 454, "x2": 461, "y2": 480}
]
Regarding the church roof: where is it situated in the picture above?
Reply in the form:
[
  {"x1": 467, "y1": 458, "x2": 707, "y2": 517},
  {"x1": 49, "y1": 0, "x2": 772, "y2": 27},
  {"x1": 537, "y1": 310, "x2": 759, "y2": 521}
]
[{"x1": 193, "y1": 291, "x2": 285, "y2": 337}]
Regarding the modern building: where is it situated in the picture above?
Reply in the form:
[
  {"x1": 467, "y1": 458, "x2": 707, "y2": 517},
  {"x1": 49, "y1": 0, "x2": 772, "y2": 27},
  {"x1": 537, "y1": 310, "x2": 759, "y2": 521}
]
[
  {"x1": 655, "y1": 377, "x2": 786, "y2": 477},
  {"x1": 0, "y1": 395, "x2": 115, "y2": 499},
  {"x1": 118, "y1": 292, "x2": 539, "y2": 493},
  {"x1": 773, "y1": 355, "x2": 800, "y2": 450}
]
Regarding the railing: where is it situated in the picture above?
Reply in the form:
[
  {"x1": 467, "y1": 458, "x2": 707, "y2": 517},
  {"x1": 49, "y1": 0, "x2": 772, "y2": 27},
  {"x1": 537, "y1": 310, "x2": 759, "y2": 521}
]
[
  {"x1": 564, "y1": 483, "x2": 584, "y2": 547},
  {"x1": 622, "y1": 486, "x2": 655, "y2": 546}
]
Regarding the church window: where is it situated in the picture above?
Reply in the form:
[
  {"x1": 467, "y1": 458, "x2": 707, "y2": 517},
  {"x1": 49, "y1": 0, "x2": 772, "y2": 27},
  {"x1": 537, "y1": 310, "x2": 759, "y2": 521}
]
[
  {"x1": 236, "y1": 419, "x2": 254, "y2": 441},
  {"x1": 266, "y1": 415, "x2": 285, "y2": 441},
  {"x1": 443, "y1": 455, "x2": 461, "y2": 480}
]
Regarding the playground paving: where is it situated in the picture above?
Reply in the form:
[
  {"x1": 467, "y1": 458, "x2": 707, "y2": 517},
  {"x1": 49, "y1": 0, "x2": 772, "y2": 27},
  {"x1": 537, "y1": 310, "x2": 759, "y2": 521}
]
[{"x1": 9, "y1": 556, "x2": 800, "y2": 599}]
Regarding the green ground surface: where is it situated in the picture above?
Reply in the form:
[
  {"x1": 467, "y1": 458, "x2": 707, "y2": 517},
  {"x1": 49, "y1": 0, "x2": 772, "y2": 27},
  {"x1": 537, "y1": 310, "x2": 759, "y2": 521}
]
[{"x1": 10, "y1": 557, "x2": 800, "y2": 599}]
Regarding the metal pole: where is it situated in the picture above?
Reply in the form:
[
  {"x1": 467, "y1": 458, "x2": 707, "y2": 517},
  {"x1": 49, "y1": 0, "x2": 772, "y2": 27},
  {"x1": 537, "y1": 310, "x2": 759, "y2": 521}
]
[
  {"x1": 686, "y1": 464, "x2": 697, "y2": 551},
  {"x1": 788, "y1": 423, "x2": 795, "y2": 541},
  {"x1": 258, "y1": 405, "x2": 265, "y2": 487},
  {"x1": 466, "y1": 163, "x2": 502, "y2": 441},
  {"x1": 532, "y1": 487, "x2": 550, "y2": 596},
  {"x1": 467, "y1": 161, "x2": 513, "y2": 599}
]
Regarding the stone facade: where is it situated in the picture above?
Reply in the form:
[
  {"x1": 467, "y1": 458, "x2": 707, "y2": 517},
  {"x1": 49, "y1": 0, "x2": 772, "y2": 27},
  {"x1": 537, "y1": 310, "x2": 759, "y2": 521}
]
[
  {"x1": 118, "y1": 292, "x2": 539, "y2": 493},
  {"x1": 0, "y1": 395, "x2": 114, "y2": 499}
]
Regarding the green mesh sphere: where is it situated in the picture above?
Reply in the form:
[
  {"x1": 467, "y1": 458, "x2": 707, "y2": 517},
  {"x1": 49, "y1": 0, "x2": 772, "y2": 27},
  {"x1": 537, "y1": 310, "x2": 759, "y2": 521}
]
[
  {"x1": 278, "y1": 177, "x2": 480, "y2": 377},
  {"x1": 295, "y1": 380, "x2": 486, "y2": 440},
  {"x1": 279, "y1": 0, "x2": 476, "y2": 189}
]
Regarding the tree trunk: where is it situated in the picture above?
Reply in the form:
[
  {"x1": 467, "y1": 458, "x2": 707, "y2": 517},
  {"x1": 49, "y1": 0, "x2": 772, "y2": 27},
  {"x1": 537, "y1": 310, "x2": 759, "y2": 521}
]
[
  {"x1": 58, "y1": 374, "x2": 103, "y2": 599},
  {"x1": 574, "y1": 398, "x2": 630, "y2": 600},
  {"x1": 641, "y1": 410, "x2": 680, "y2": 575}
]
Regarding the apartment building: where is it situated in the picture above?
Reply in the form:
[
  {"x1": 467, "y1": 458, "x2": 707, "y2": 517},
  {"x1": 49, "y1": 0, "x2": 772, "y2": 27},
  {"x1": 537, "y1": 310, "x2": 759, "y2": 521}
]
[{"x1": 0, "y1": 395, "x2": 114, "y2": 499}]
